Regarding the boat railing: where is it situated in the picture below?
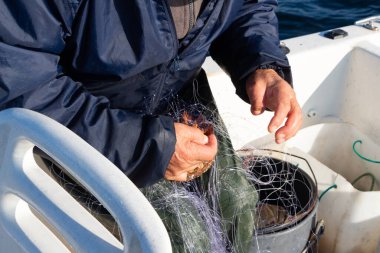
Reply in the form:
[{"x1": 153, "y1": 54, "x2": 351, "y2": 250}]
[{"x1": 0, "y1": 108, "x2": 171, "y2": 253}]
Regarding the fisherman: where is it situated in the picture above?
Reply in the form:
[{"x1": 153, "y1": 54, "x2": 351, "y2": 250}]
[{"x1": 0, "y1": 0, "x2": 302, "y2": 252}]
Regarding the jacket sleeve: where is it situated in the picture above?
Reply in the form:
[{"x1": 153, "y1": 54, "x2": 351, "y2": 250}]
[
  {"x1": 210, "y1": 0, "x2": 292, "y2": 103},
  {"x1": 0, "y1": 0, "x2": 175, "y2": 188}
]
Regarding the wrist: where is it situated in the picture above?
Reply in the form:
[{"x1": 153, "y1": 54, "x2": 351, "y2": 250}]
[{"x1": 256, "y1": 64, "x2": 285, "y2": 79}]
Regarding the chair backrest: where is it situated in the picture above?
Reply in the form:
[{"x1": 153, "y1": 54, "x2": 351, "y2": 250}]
[{"x1": 0, "y1": 108, "x2": 172, "y2": 253}]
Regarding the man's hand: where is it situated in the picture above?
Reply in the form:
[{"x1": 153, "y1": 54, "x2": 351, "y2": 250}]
[
  {"x1": 246, "y1": 69, "x2": 303, "y2": 144},
  {"x1": 165, "y1": 123, "x2": 218, "y2": 181}
]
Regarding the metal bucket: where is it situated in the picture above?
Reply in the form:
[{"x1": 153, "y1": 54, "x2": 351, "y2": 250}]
[{"x1": 241, "y1": 155, "x2": 319, "y2": 253}]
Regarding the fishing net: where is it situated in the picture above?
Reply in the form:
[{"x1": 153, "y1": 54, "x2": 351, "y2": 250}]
[
  {"x1": 239, "y1": 150, "x2": 318, "y2": 235},
  {"x1": 33, "y1": 73, "x2": 318, "y2": 253},
  {"x1": 34, "y1": 149, "x2": 123, "y2": 240}
]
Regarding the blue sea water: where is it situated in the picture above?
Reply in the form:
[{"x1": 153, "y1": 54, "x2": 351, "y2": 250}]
[{"x1": 277, "y1": 0, "x2": 380, "y2": 39}]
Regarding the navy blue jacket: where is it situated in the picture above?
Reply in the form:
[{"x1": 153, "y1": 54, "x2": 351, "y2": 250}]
[{"x1": 0, "y1": 0, "x2": 290, "y2": 187}]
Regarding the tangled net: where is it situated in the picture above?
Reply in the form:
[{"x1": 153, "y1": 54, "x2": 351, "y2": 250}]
[{"x1": 35, "y1": 91, "x2": 317, "y2": 253}]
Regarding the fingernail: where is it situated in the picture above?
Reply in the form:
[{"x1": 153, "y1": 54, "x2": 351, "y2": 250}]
[
  {"x1": 276, "y1": 134, "x2": 285, "y2": 144},
  {"x1": 269, "y1": 126, "x2": 277, "y2": 133},
  {"x1": 203, "y1": 136, "x2": 209, "y2": 144},
  {"x1": 253, "y1": 108, "x2": 263, "y2": 115}
]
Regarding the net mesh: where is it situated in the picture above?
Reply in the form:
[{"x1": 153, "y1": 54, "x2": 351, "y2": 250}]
[{"x1": 34, "y1": 86, "x2": 317, "y2": 253}]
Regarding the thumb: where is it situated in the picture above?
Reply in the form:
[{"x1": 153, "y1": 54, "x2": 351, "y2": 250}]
[
  {"x1": 174, "y1": 123, "x2": 209, "y2": 145},
  {"x1": 191, "y1": 133, "x2": 218, "y2": 161}
]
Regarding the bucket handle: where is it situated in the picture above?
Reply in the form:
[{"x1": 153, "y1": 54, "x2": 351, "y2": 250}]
[{"x1": 301, "y1": 219, "x2": 325, "y2": 253}]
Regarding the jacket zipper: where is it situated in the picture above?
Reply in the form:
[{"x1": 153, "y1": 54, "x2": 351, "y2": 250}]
[
  {"x1": 150, "y1": 0, "x2": 219, "y2": 113},
  {"x1": 189, "y1": 0, "x2": 194, "y2": 29},
  {"x1": 149, "y1": 72, "x2": 167, "y2": 114},
  {"x1": 147, "y1": 1, "x2": 179, "y2": 114}
]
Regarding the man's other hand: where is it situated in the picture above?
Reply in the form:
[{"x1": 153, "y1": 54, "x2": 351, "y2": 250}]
[
  {"x1": 165, "y1": 123, "x2": 218, "y2": 181},
  {"x1": 246, "y1": 69, "x2": 303, "y2": 144}
]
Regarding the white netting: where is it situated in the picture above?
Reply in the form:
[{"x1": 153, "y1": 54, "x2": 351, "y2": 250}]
[{"x1": 35, "y1": 90, "x2": 318, "y2": 253}]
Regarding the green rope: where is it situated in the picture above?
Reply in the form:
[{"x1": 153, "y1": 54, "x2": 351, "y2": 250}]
[
  {"x1": 351, "y1": 172, "x2": 376, "y2": 191},
  {"x1": 319, "y1": 184, "x2": 337, "y2": 201},
  {"x1": 353, "y1": 140, "x2": 380, "y2": 164}
]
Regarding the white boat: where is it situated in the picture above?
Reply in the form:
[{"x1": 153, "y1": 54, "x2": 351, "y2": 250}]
[
  {"x1": 207, "y1": 16, "x2": 380, "y2": 253},
  {"x1": 1, "y1": 16, "x2": 380, "y2": 253}
]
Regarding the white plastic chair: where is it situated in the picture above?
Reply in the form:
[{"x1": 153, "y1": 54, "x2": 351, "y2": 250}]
[{"x1": 0, "y1": 108, "x2": 172, "y2": 253}]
